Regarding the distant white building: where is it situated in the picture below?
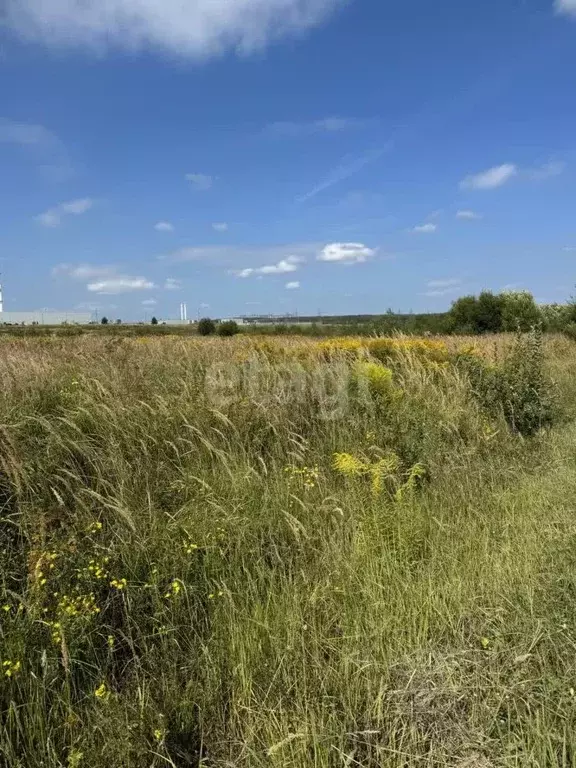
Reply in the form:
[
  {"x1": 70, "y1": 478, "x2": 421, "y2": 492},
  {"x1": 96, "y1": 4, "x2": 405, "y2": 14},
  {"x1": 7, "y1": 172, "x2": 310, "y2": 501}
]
[{"x1": 0, "y1": 311, "x2": 92, "y2": 325}]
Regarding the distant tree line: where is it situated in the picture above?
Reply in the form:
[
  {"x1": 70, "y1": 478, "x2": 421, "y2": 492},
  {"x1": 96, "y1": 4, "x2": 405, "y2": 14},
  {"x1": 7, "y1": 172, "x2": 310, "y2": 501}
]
[{"x1": 238, "y1": 291, "x2": 576, "y2": 337}]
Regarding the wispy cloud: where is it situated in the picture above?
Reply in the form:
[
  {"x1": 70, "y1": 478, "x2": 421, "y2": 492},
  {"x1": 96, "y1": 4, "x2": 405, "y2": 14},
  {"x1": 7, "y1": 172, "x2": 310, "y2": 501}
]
[
  {"x1": 526, "y1": 160, "x2": 565, "y2": 181},
  {"x1": 53, "y1": 263, "x2": 114, "y2": 280},
  {"x1": 233, "y1": 255, "x2": 304, "y2": 278},
  {"x1": 212, "y1": 222, "x2": 228, "y2": 232},
  {"x1": 412, "y1": 223, "x2": 437, "y2": 234},
  {"x1": 37, "y1": 198, "x2": 93, "y2": 227},
  {"x1": 424, "y1": 278, "x2": 462, "y2": 297},
  {"x1": 1, "y1": 117, "x2": 73, "y2": 181},
  {"x1": 556, "y1": 0, "x2": 576, "y2": 15},
  {"x1": 285, "y1": 281, "x2": 300, "y2": 289},
  {"x1": 456, "y1": 209, "x2": 483, "y2": 220},
  {"x1": 0, "y1": 117, "x2": 57, "y2": 146},
  {"x1": 317, "y1": 242, "x2": 376, "y2": 264},
  {"x1": 460, "y1": 160, "x2": 564, "y2": 191},
  {"x1": 185, "y1": 173, "x2": 213, "y2": 190},
  {"x1": 460, "y1": 163, "x2": 517, "y2": 190},
  {"x1": 264, "y1": 117, "x2": 365, "y2": 137},
  {"x1": 160, "y1": 242, "x2": 319, "y2": 268},
  {"x1": 154, "y1": 221, "x2": 174, "y2": 232},
  {"x1": 4, "y1": 0, "x2": 345, "y2": 57},
  {"x1": 164, "y1": 278, "x2": 182, "y2": 290},
  {"x1": 142, "y1": 298, "x2": 158, "y2": 306},
  {"x1": 296, "y1": 147, "x2": 389, "y2": 204}
]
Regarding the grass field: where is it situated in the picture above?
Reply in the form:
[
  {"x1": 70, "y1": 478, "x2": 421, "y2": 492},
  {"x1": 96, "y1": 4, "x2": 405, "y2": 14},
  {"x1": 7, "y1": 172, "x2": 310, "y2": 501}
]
[{"x1": 2, "y1": 332, "x2": 576, "y2": 767}]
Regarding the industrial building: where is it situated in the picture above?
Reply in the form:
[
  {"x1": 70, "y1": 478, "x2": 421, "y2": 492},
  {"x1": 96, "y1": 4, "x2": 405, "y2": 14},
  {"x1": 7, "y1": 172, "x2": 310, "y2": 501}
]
[{"x1": 0, "y1": 278, "x2": 92, "y2": 325}]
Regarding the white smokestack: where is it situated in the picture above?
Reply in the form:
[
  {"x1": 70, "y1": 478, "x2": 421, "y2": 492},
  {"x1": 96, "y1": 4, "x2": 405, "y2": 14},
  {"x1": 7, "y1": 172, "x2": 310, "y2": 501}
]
[{"x1": 183, "y1": 302, "x2": 187, "y2": 322}]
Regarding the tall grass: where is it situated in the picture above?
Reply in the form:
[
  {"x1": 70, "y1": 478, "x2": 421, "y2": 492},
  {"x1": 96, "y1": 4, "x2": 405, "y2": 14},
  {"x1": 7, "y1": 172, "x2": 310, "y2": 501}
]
[{"x1": 1, "y1": 333, "x2": 576, "y2": 767}]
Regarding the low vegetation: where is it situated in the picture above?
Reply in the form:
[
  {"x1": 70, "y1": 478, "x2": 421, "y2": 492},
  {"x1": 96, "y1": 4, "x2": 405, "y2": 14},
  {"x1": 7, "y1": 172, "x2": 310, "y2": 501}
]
[{"x1": 2, "y1": 331, "x2": 576, "y2": 766}]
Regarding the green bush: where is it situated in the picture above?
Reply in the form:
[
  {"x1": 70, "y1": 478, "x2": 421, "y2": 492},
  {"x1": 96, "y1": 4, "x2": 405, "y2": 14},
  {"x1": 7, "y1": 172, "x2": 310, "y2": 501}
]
[
  {"x1": 217, "y1": 320, "x2": 240, "y2": 337},
  {"x1": 197, "y1": 317, "x2": 216, "y2": 336},
  {"x1": 456, "y1": 329, "x2": 556, "y2": 436}
]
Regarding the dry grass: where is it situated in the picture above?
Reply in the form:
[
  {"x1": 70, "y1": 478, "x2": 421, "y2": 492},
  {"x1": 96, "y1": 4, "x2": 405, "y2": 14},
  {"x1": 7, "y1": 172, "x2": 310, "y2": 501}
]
[{"x1": 1, "y1": 333, "x2": 576, "y2": 767}]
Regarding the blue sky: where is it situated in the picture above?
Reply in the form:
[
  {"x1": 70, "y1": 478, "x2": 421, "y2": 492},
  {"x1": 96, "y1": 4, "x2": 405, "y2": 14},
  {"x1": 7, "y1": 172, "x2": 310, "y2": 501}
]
[{"x1": 1, "y1": 0, "x2": 575, "y2": 320}]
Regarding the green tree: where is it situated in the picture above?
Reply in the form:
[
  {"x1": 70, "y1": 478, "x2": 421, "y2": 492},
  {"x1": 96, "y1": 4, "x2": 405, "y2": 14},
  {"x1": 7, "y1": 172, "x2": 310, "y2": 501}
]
[
  {"x1": 197, "y1": 317, "x2": 216, "y2": 336},
  {"x1": 450, "y1": 295, "x2": 478, "y2": 333},
  {"x1": 450, "y1": 291, "x2": 504, "y2": 334},
  {"x1": 475, "y1": 291, "x2": 504, "y2": 333},
  {"x1": 151, "y1": 316, "x2": 158, "y2": 325},
  {"x1": 501, "y1": 291, "x2": 541, "y2": 331},
  {"x1": 101, "y1": 317, "x2": 109, "y2": 325}
]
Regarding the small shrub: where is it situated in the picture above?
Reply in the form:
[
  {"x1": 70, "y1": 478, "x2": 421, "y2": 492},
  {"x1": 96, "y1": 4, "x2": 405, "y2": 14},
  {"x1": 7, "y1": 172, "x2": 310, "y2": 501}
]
[
  {"x1": 456, "y1": 328, "x2": 557, "y2": 436},
  {"x1": 197, "y1": 318, "x2": 216, "y2": 336},
  {"x1": 217, "y1": 320, "x2": 240, "y2": 337}
]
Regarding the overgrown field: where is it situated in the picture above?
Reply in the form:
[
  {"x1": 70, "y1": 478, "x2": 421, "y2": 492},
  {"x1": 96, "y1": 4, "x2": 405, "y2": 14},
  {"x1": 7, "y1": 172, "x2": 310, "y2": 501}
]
[{"x1": 3, "y1": 333, "x2": 576, "y2": 767}]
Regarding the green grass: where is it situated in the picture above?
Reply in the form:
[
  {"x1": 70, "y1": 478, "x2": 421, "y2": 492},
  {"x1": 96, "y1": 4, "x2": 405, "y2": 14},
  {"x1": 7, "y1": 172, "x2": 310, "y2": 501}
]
[{"x1": 2, "y1": 333, "x2": 576, "y2": 767}]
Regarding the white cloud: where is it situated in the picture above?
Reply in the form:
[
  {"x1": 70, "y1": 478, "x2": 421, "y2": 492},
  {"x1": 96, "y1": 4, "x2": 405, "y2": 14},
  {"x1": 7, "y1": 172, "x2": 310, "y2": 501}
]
[
  {"x1": 4, "y1": 0, "x2": 344, "y2": 57},
  {"x1": 556, "y1": 0, "x2": 576, "y2": 15},
  {"x1": 88, "y1": 277, "x2": 155, "y2": 294},
  {"x1": 527, "y1": 160, "x2": 565, "y2": 181},
  {"x1": 155, "y1": 221, "x2": 174, "y2": 232},
  {"x1": 212, "y1": 222, "x2": 228, "y2": 232},
  {"x1": 37, "y1": 211, "x2": 62, "y2": 228},
  {"x1": 36, "y1": 197, "x2": 93, "y2": 227},
  {"x1": 258, "y1": 257, "x2": 303, "y2": 274},
  {"x1": 563, "y1": 246, "x2": 576, "y2": 253},
  {"x1": 456, "y1": 209, "x2": 483, "y2": 220},
  {"x1": 264, "y1": 117, "x2": 363, "y2": 137},
  {"x1": 412, "y1": 223, "x2": 437, "y2": 234},
  {"x1": 142, "y1": 298, "x2": 158, "y2": 306},
  {"x1": 460, "y1": 163, "x2": 517, "y2": 190},
  {"x1": 54, "y1": 262, "x2": 155, "y2": 294},
  {"x1": 285, "y1": 281, "x2": 300, "y2": 289},
  {"x1": 164, "y1": 278, "x2": 182, "y2": 290},
  {"x1": 61, "y1": 198, "x2": 92, "y2": 215},
  {"x1": 318, "y1": 242, "x2": 376, "y2": 264},
  {"x1": 234, "y1": 255, "x2": 304, "y2": 278},
  {"x1": 185, "y1": 173, "x2": 213, "y2": 190}
]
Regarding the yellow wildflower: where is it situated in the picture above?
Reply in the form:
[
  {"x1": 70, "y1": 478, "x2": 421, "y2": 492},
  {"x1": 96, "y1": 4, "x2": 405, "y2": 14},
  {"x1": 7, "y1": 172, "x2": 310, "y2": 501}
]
[
  {"x1": 94, "y1": 683, "x2": 109, "y2": 699},
  {"x1": 332, "y1": 453, "x2": 366, "y2": 477},
  {"x1": 164, "y1": 580, "x2": 182, "y2": 599},
  {"x1": 2, "y1": 660, "x2": 21, "y2": 678},
  {"x1": 110, "y1": 578, "x2": 127, "y2": 591}
]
